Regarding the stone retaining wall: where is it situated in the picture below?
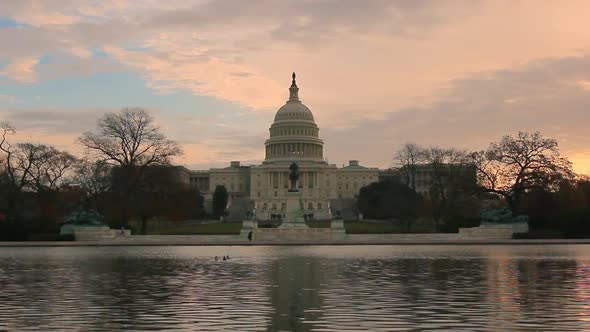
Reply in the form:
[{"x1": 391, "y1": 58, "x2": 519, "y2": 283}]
[
  {"x1": 74, "y1": 228, "x2": 116, "y2": 241},
  {"x1": 74, "y1": 228, "x2": 131, "y2": 241},
  {"x1": 255, "y1": 228, "x2": 340, "y2": 241}
]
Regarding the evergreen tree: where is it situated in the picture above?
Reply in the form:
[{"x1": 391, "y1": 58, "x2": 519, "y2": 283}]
[{"x1": 212, "y1": 185, "x2": 229, "y2": 218}]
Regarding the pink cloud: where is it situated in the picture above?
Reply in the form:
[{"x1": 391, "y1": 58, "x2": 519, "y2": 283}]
[
  {"x1": 2, "y1": 57, "x2": 39, "y2": 83},
  {"x1": 11, "y1": 1, "x2": 80, "y2": 26},
  {"x1": 104, "y1": 44, "x2": 284, "y2": 110},
  {"x1": 1, "y1": 0, "x2": 590, "y2": 172}
]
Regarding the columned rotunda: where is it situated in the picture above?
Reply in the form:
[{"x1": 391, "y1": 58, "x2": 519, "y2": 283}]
[
  {"x1": 265, "y1": 73, "x2": 324, "y2": 161},
  {"x1": 190, "y1": 73, "x2": 380, "y2": 221}
]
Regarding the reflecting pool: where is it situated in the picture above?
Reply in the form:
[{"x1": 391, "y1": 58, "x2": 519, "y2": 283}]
[{"x1": 1, "y1": 245, "x2": 590, "y2": 331}]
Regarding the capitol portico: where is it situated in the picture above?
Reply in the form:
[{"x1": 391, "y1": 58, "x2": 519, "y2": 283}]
[{"x1": 189, "y1": 73, "x2": 379, "y2": 221}]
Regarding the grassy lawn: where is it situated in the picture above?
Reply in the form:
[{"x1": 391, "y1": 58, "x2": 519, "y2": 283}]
[
  {"x1": 307, "y1": 220, "x2": 434, "y2": 234},
  {"x1": 137, "y1": 219, "x2": 435, "y2": 235},
  {"x1": 345, "y1": 221, "x2": 433, "y2": 234},
  {"x1": 142, "y1": 222, "x2": 242, "y2": 235}
]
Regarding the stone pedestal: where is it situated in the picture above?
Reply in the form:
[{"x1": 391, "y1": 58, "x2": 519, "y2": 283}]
[
  {"x1": 62, "y1": 225, "x2": 132, "y2": 241},
  {"x1": 330, "y1": 218, "x2": 347, "y2": 240},
  {"x1": 73, "y1": 227, "x2": 117, "y2": 240},
  {"x1": 458, "y1": 222, "x2": 529, "y2": 239},
  {"x1": 279, "y1": 190, "x2": 308, "y2": 229},
  {"x1": 240, "y1": 220, "x2": 258, "y2": 240}
]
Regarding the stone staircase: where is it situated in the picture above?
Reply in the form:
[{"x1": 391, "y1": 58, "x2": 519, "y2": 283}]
[{"x1": 225, "y1": 196, "x2": 254, "y2": 222}]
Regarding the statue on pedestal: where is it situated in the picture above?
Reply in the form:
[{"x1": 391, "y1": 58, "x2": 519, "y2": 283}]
[{"x1": 289, "y1": 162, "x2": 299, "y2": 192}]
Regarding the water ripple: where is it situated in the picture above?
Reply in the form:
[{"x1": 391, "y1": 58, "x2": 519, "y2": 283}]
[{"x1": 0, "y1": 245, "x2": 590, "y2": 331}]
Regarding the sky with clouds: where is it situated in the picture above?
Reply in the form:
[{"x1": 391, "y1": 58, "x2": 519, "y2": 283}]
[{"x1": 0, "y1": 0, "x2": 589, "y2": 174}]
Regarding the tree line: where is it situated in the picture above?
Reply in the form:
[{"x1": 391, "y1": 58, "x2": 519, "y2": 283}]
[
  {"x1": 358, "y1": 132, "x2": 590, "y2": 237},
  {"x1": 0, "y1": 108, "x2": 204, "y2": 240},
  {"x1": 2, "y1": 107, "x2": 589, "y2": 239}
]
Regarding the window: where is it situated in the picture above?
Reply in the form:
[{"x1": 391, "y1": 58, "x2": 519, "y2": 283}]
[
  {"x1": 308, "y1": 202, "x2": 314, "y2": 210},
  {"x1": 272, "y1": 203, "x2": 277, "y2": 210},
  {"x1": 345, "y1": 183, "x2": 349, "y2": 190},
  {"x1": 317, "y1": 203, "x2": 322, "y2": 210},
  {"x1": 274, "y1": 191, "x2": 277, "y2": 197},
  {"x1": 281, "y1": 203, "x2": 286, "y2": 210},
  {"x1": 263, "y1": 203, "x2": 268, "y2": 210},
  {"x1": 257, "y1": 192, "x2": 261, "y2": 197}
]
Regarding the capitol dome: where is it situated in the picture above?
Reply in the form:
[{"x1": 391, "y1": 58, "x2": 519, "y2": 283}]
[
  {"x1": 264, "y1": 73, "x2": 324, "y2": 162},
  {"x1": 273, "y1": 75, "x2": 315, "y2": 122},
  {"x1": 273, "y1": 102, "x2": 314, "y2": 122}
]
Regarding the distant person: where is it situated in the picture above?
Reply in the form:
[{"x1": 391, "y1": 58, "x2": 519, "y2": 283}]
[
  {"x1": 120, "y1": 226, "x2": 124, "y2": 235},
  {"x1": 215, "y1": 256, "x2": 218, "y2": 261},
  {"x1": 247, "y1": 231, "x2": 253, "y2": 242},
  {"x1": 223, "y1": 256, "x2": 227, "y2": 261}
]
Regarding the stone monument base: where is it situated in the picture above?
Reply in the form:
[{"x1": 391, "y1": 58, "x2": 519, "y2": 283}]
[
  {"x1": 240, "y1": 218, "x2": 347, "y2": 242},
  {"x1": 279, "y1": 190, "x2": 308, "y2": 229},
  {"x1": 458, "y1": 222, "x2": 529, "y2": 239},
  {"x1": 61, "y1": 225, "x2": 132, "y2": 241},
  {"x1": 255, "y1": 227, "x2": 345, "y2": 241},
  {"x1": 330, "y1": 218, "x2": 346, "y2": 240},
  {"x1": 239, "y1": 220, "x2": 258, "y2": 239}
]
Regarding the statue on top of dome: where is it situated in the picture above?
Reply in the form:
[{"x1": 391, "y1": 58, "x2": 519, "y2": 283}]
[{"x1": 289, "y1": 72, "x2": 299, "y2": 100}]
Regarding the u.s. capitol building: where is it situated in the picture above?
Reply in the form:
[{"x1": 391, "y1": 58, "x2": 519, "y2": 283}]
[{"x1": 188, "y1": 73, "x2": 380, "y2": 221}]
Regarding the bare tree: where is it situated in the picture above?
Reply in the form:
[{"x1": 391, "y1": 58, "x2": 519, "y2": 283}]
[
  {"x1": 29, "y1": 145, "x2": 77, "y2": 192},
  {"x1": 73, "y1": 159, "x2": 112, "y2": 206},
  {"x1": 78, "y1": 108, "x2": 182, "y2": 169},
  {"x1": 0, "y1": 122, "x2": 26, "y2": 193},
  {"x1": 422, "y1": 147, "x2": 472, "y2": 231},
  {"x1": 472, "y1": 131, "x2": 574, "y2": 214},
  {"x1": 394, "y1": 143, "x2": 425, "y2": 192},
  {"x1": 78, "y1": 108, "x2": 183, "y2": 225},
  {"x1": 2, "y1": 124, "x2": 76, "y2": 216},
  {"x1": 0, "y1": 131, "x2": 39, "y2": 195}
]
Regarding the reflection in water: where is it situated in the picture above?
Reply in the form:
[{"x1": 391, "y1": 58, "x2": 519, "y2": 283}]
[
  {"x1": 1, "y1": 245, "x2": 590, "y2": 331},
  {"x1": 267, "y1": 255, "x2": 328, "y2": 331}
]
